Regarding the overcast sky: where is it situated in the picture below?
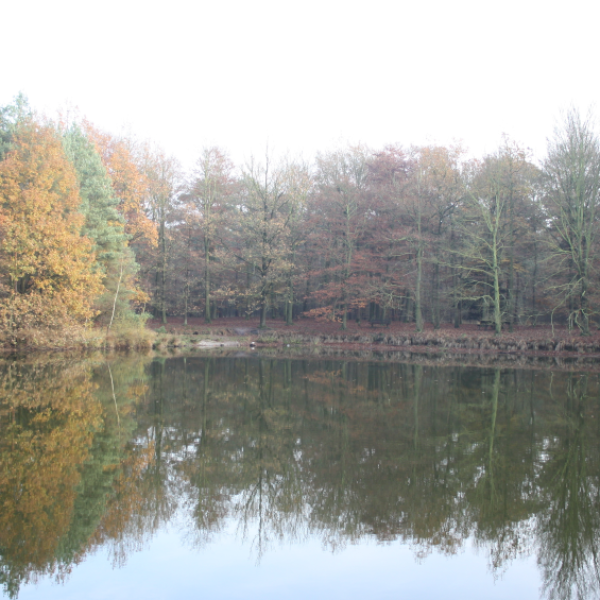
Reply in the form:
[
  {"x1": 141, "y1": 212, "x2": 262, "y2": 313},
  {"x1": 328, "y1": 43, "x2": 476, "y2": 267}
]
[{"x1": 2, "y1": 0, "x2": 598, "y2": 169}]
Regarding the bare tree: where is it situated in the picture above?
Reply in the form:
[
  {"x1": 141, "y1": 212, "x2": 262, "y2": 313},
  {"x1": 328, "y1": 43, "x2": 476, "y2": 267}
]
[{"x1": 543, "y1": 109, "x2": 600, "y2": 335}]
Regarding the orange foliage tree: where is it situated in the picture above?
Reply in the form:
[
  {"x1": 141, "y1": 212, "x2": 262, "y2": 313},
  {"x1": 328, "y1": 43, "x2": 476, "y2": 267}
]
[
  {"x1": 83, "y1": 123, "x2": 157, "y2": 248},
  {"x1": 0, "y1": 120, "x2": 103, "y2": 344}
]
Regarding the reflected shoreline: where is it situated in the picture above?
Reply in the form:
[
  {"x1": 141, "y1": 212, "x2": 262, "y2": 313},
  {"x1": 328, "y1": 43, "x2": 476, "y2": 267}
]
[{"x1": 1, "y1": 354, "x2": 599, "y2": 600}]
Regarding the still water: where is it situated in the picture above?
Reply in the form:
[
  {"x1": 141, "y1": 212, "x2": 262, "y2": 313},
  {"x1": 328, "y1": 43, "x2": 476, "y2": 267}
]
[{"x1": 1, "y1": 353, "x2": 599, "y2": 600}]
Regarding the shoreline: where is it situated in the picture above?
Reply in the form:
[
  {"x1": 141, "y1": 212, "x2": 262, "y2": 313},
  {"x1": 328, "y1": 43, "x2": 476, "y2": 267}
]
[
  {"x1": 147, "y1": 316, "x2": 600, "y2": 358},
  {"x1": 4, "y1": 317, "x2": 600, "y2": 360}
]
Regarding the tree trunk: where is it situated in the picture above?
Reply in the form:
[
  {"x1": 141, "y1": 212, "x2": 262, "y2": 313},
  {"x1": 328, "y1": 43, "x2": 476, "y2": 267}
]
[
  {"x1": 159, "y1": 219, "x2": 167, "y2": 324},
  {"x1": 285, "y1": 246, "x2": 295, "y2": 325},
  {"x1": 259, "y1": 271, "x2": 268, "y2": 328},
  {"x1": 415, "y1": 212, "x2": 424, "y2": 332},
  {"x1": 204, "y1": 235, "x2": 211, "y2": 324},
  {"x1": 579, "y1": 273, "x2": 590, "y2": 335},
  {"x1": 431, "y1": 262, "x2": 440, "y2": 329},
  {"x1": 492, "y1": 230, "x2": 502, "y2": 336}
]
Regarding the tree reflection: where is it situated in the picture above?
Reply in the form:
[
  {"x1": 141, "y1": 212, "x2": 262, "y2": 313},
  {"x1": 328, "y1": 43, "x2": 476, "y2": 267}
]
[
  {"x1": 0, "y1": 355, "x2": 153, "y2": 597},
  {"x1": 537, "y1": 373, "x2": 600, "y2": 600},
  {"x1": 0, "y1": 360, "x2": 102, "y2": 597},
  {"x1": 2, "y1": 355, "x2": 600, "y2": 598}
]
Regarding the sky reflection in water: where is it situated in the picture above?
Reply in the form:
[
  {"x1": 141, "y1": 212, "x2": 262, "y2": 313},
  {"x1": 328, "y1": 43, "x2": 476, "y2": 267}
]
[{"x1": 18, "y1": 518, "x2": 540, "y2": 600}]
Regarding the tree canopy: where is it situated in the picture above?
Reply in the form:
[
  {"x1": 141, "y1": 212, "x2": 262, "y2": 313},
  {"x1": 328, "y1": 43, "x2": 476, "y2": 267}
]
[{"x1": 2, "y1": 95, "x2": 600, "y2": 342}]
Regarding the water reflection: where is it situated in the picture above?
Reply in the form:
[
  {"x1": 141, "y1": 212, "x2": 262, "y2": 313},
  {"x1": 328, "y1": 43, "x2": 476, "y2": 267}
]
[{"x1": 1, "y1": 356, "x2": 600, "y2": 599}]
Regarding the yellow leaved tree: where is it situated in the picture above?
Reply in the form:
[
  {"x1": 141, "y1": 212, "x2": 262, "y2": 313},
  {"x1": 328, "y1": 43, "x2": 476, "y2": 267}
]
[{"x1": 0, "y1": 119, "x2": 103, "y2": 345}]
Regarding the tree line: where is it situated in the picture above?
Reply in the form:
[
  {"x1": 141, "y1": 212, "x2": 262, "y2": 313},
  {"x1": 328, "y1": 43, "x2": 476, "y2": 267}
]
[{"x1": 2, "y1": 94, "x2": 599, "y2": 344}]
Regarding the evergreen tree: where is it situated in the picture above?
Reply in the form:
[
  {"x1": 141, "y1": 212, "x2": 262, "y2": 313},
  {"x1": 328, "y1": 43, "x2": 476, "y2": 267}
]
[
  {"x1": 0, "y1": 93, "x2": 31, "y2": 161},
  {"x1": 62, "y1": 125, "x2": 142, "y2": 328},
  {"x1": 62, "y1": 125, "x2": 126, "y2": 263}
]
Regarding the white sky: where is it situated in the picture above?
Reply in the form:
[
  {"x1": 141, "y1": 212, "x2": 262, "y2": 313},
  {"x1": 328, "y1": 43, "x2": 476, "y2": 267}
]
[{"x1": 2, "y1": 0, "x2": 598, "y2": 169}]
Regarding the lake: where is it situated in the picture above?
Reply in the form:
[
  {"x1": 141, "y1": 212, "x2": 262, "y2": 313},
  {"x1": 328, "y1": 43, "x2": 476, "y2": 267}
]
[{"x1": 1, "y1": 352, "x2": 599, "y2": 600}]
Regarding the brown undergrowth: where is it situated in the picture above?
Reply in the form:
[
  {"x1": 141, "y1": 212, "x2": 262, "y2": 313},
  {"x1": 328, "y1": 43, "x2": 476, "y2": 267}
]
[
  {"x1": 0, "y1": 324, "x2": 155, "y2": 353},
  {"x1": 146, "y1": 316, "x2": 600, "y2": 357}
]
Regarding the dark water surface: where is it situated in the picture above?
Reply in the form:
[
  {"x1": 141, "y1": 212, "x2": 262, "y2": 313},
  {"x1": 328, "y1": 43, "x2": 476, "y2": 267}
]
[{"x1": 1, "y1": 353, "x2": 600, "y2": 599}]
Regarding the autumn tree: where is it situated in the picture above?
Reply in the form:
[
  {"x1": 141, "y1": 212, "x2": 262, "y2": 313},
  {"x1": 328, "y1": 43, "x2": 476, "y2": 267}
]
[
  {"x1": 411, "y1": 145, "x2": 464, "y2": 329},
  {"x1": 309, "y1": 146, "x2": 370, "y2": 329},
  {"x1": 280, "y1": 159, "x2": 311, "y2": 325},
  {"x1": 188, "y1": 147, "x2": 235, "y2": 323},
  {"x1": 395, "y1": 148, "x2": 429, "y2": 331},
  {"x1": 84, "y1": 124, "x2": 157, "y2": 248},
  {"x1": 143, "y1": 147, "x2": 180, "y2": 324},
  {"x1": 364, "y1": 146, "x2": 414, "y2": 323},
  {"x1": 0, "y1": 119, "x2": 102, "y2": 344},
  {"x1": 234, "y1": 154, "x2": 291, "y2": 328},
  {"x1": 169, "y1": 195, "x2": 201, "y2": 323}
]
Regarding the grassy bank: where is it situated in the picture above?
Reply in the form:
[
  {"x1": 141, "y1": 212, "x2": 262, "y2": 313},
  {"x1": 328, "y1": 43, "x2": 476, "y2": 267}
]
[
  {"x1": 0, "y1": 323, "x2": 156, "y2": 352},
  {"x1": 4, "y1": 316, "x2": 600, "y2": 357}
]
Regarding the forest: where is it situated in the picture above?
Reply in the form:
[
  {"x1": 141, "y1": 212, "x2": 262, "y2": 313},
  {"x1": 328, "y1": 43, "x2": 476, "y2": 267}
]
[{"x1": 1, "y1": 94, "x2": 599, "y2": 347}]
